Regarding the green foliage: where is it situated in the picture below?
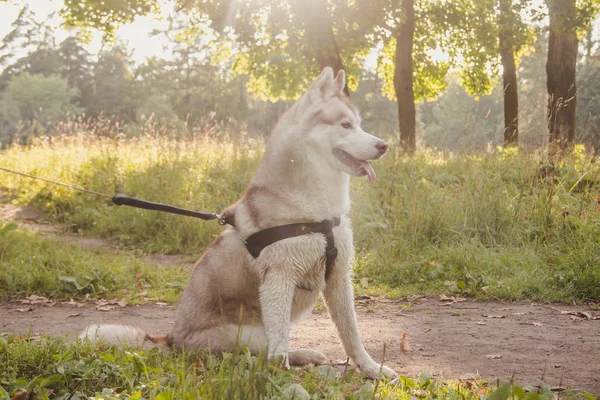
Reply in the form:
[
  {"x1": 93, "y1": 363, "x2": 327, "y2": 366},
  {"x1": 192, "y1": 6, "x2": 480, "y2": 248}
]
[
  {"x1": 352, "y1": 146, "x2": 600, "y2": 301},
  {"x1": 2, "y1": 134, "x2": 600, "y2": 303},
  {"x1": 377, "y1": 36, "x2": 450, "y2": 102},
  {"x1": 577, "y1": 49, "x2": 600, "y2": 150},
  {"x1": 0, "y1": 334, "x2": 593, "y2": 399},
  {"x1": 60, "y1": 0, "x2": 160, "y2": 41},
  {"x1": 88, "y1": 45, "x2": 136, "y2": 122},
  {"x1": 351, "y1": 70, "x2": 398, "y2": 137},
  {"x1": 419, "y1": 77, "x2": 503, "y2": 151},
  {"x1": 0, "y1": 73, "x2": 81, "y2": 142},
  {"x1": 216, "y1": 0, "x2": 369, "y2": 101},
  {"x1": 0, "y1": 221, "x2": 187, "y2": 301},
  {"x1": 3, "y1": 334, "x2": 556, "y2": 400},
  {"x1": 445, "y1": 0, "x2": 534, "y2": 96}
]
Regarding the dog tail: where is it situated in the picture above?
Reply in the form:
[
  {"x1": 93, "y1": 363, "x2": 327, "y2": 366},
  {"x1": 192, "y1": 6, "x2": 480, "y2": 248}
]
[{"x1": 79, "y1": 324, "x2": 169, "y2": 348}]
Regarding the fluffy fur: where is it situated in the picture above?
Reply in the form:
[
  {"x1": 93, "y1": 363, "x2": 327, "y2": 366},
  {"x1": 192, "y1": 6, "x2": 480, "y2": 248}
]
[{"x1": 80, "y1": 68, "x2": 397, "y2": 379}]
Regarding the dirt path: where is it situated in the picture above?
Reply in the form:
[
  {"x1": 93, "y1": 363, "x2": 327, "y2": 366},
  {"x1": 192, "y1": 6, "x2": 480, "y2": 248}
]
[
  {"x1": 2, "y1": 202, "x2": 600, "y2": 394},
  {"x1": 2, "y1": 298, "x2": 599, "y2": 394}
]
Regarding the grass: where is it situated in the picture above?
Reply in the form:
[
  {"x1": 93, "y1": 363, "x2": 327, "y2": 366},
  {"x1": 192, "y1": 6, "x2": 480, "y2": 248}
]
[
  {"x1": 0, "y1": 223, "x2": 187, "y2": 302},
  {"x1": 1, "y1": 335, "x2": 591, "y2": 400},
  {"x1": 1, "y1": 135, "x2": 600, "y2": 302},
  {"x1": 1, "y1": 134, "x2": 600, "y2": 398}
]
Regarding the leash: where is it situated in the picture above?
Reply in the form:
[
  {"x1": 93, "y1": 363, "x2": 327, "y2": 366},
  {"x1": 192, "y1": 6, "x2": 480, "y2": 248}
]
[
  {"x1": 1, "y1": 166, "x2": 340, "y2": 281},
  {"x1": 0, "y1": 167, "x2": 226, "y2": 224}
]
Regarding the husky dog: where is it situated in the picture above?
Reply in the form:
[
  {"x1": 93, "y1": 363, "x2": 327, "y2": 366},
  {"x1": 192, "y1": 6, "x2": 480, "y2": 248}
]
[{"x1": 81, "y1": 67, "x2": 397, "y2": 379}]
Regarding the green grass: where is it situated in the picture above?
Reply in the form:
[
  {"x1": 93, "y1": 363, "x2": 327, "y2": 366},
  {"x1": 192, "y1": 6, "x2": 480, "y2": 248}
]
[
  {"x1": 1, "y1": 135, "x2": 600, "y2": 302},
  {"x1": 1, "y1": 135, "x2": 599, "y2": 398},
  {"x1": 0, "y1": 223, "x2": 187, "y2": 302},
  {"x1": 1, "y1": 335, "x2": 591, "y2": 400}
]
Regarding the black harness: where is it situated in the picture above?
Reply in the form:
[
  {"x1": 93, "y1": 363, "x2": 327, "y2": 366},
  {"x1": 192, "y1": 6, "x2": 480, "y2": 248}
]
[
  {"x1": 0, "y1": 169, "x2": 340, "y2": 282},
  {"x1": 243, "y1": 217, "x2": 341, "y2": 281}
]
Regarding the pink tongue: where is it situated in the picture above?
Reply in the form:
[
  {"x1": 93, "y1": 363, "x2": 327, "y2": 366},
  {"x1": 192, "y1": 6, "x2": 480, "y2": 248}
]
[{"x1": 360, "y1": 161, "x2": 376, "y2": 183}]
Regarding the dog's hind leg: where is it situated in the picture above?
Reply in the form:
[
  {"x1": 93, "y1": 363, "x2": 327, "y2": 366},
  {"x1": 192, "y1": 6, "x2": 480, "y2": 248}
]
[
  {"x1": 174, "y1": 324, "x2": 267, "y2": 354},
  {"x1": 288, "y1": 348, "x2": 328, "y2": 366}
]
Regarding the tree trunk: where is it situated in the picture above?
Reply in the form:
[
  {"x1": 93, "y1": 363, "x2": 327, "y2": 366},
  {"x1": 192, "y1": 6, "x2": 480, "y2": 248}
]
[
  {"x1": 293, "y1": 0, "x2": 349, "y2": 96},
  {"x1": 499, "y1": 0, "x2": 519, "y2": 146},
  {"x1": 394, "y1": 0, "x2": 416, "y2": 155},
  {"x1": 546, "y1": 0, "x2": 578, "y2": 150}
]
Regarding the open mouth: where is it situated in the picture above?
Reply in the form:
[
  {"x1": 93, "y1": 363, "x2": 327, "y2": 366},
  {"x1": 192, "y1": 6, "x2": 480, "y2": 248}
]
[{"x1": 332, "y1": 148, "x2": 376, "y2": 183}]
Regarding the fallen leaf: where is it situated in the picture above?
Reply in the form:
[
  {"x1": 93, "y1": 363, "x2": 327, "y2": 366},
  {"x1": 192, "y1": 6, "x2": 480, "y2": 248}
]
[
  {"x1": 10, "y1": 390, "x2": 29, "y2": 400},
  {"x1": 155, "y1": 302, "x2": 169, "y2": 307},
  {"x1": 400, "y1": 332, "x2": 412, "y2": 352},
  {"x1": 21, "y1": 295, "x2": 55, "y2": 306},
  {"x1": 485, "y1": 354, "x2": 502, "y2": 359},
  {"x1": 14, "y1": 307, "x2": 33, "y2": 313},
  {"x1": 436, "y1": 293, "x2": 466, "y2": 305},
  {"x1": 67, "y1": 313, "x2": 82, "y2": 318},
  {"x1": 560, "y1": 310, "x2": 599, "y2": 320},
  {"x1": 62, "y1": 298, "x2": 85, "y2": 307}
]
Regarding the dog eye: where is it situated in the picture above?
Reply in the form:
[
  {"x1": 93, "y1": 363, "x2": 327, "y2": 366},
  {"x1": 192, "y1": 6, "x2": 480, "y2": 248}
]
[{"x1": 341, "y1": 122, "x2": 352, "y2": 129}]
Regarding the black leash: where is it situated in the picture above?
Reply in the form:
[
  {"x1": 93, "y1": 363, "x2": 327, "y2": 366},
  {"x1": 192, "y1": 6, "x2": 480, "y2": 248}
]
[
  {"x1": 1, "y1": 166, "x2": 341, "y2": 281},
  {"x1": 0, "y1": 167, "x2": 225, "y2": 224}
]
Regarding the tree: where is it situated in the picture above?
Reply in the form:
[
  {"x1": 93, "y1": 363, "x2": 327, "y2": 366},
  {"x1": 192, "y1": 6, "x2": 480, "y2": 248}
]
[
  {"x1": 178, "y1": 0, "x2": 370, "y2": 101},
  {"x1": 420, "y1": 76, "x2": 503, "y2": 151},
  {"x1": 289, "y1": 0, "x2": 349, "y2": 95},
  {"x1": 393, "y1": 0, "x2": 417, "y2": 153},
  {"x1": 58, "y1": 37, "x2": 93, "y2": 108},
  {"x1": 367, "y1": 0, "x2": 450, "y2": 154},
  {"x1": 498, "y1": 0, "x2": 521, "y2": 146},
  {"x1": 546, "y1": 0, "x2": 578, "y2": 150},
  {"x1": 88, "y1": 45, "x2": 136, "y2": 122},
  {"x1": 1, "y1": 72, "x2": 81, "y2": 141},
  {"x1": 0, "y1": 4, "x2": 58, "y2": 87},
  {"x1": 577, "y1": 47, "x2": 600, "y2": 150},
  {"x1": 442, "y1": 0, "x2": 532, "y2": 147},
  {"x1": 60, "y1": 0, "x2": 159, "y2": 40},
  {"x1": 545, "y1": 0, "x2": 600, "y2": 150}
]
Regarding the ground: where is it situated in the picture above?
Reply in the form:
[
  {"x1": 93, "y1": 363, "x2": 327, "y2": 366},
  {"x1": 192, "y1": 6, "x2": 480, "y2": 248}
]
[
  {"x1": 2, "y1": 203, "x2": 600, "y2": 396},
  {"x1": 2, "y1": 297, "x2": 600, "y2": 395}
]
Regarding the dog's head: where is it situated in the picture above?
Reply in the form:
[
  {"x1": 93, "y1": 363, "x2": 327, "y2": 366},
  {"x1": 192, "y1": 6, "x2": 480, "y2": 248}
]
[{"x1": 295, "y1": 67, "x2": 388, "y2": 183}]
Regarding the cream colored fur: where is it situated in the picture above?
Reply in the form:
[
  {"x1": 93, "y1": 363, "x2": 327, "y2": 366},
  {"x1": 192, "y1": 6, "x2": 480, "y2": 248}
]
[{"x1": 80, "y1": 68, "x2": 397, "y2": 379}]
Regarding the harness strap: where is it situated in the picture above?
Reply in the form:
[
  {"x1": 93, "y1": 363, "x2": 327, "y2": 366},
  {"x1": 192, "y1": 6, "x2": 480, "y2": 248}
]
[{"x1": 245, "y1": 217, "x2": 341, "y2": 280}]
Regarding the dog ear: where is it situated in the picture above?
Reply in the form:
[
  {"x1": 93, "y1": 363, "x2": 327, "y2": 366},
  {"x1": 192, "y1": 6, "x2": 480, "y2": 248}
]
[
  {"x1": 309, "y1": 67, "x2": 335, "y2": 103},
  {"x1": 334, "y1": 70, "x2": 346, "y2": 94}
]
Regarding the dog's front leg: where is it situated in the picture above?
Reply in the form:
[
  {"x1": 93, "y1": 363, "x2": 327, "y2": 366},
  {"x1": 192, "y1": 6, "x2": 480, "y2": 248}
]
[
  {"x1": 323, "y1": 269, "x2": 397, "y2": 379},
  {"x1": 259, "y1": 265, "x2": 296, "y2": 368}
]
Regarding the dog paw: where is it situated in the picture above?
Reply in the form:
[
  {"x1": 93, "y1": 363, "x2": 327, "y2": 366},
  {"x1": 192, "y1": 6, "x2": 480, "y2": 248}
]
[
  {"x1": 288, "y1": 348, "x2": 328, "y2": 366},
  {"x1": 269, "y1": 353, "x2": 291, "y2": 370},
  {"x1": 360, "y1": 363, "x2": 398, "y2": 380}
]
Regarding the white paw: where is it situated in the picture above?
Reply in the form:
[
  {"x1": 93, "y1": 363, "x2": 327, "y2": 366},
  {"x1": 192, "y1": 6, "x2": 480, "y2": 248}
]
[{"x1": 360, "y1": 363, "x2": 398, "y2": 379}]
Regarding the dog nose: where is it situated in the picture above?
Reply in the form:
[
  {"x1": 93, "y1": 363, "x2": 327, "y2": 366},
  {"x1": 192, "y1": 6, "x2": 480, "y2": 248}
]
[{"x1": 376, "y1": 141, "x2": 388, "y2": 155}]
